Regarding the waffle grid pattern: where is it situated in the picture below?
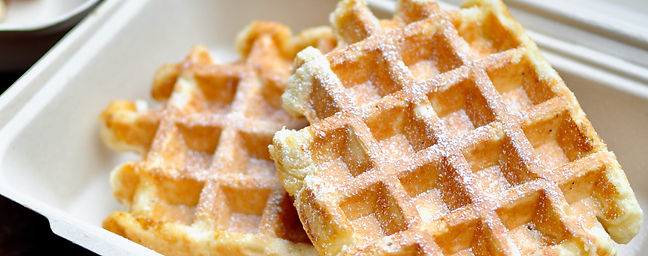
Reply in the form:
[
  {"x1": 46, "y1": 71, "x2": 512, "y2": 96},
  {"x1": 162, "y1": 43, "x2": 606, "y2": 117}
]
[
  {"x1": 271, "y1": 0, "x2": 642, "y2": 255},
  {"x1": 101, "y1": 22, "x2": 336, "y2": 255}
]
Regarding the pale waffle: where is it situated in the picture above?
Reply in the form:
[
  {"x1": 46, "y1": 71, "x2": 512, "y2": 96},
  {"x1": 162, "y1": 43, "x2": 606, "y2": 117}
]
[
  {"x1": 100, "y1": 22, "x2": 336, "y2": 255},
  {"x1": 270, "y1": 0, "x2": 643, "y2": 255}
]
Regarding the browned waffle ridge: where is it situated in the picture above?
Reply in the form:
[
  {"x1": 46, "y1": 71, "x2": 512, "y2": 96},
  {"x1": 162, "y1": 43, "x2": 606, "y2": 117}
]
[
  {"x1": 270, "y1": 0, "x2": 643, "y2": 255},
  {"x1": 100, "y1": 22, "x2": 336, "y2": 255}
]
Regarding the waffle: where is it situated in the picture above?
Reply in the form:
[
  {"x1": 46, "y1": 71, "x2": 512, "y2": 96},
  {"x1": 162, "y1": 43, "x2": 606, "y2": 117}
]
[
  {"x1": 100, "y1": 21, "x2": 336, "y2": 256},
  {"x1": 270, "y1": 0, "x2": 643, "y2": 255}
]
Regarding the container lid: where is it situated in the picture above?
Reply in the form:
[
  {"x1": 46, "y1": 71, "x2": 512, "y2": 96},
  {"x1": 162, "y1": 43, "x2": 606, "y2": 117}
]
[{"x1": 436, "y1": 0, "x2": 648, "y2": 71}]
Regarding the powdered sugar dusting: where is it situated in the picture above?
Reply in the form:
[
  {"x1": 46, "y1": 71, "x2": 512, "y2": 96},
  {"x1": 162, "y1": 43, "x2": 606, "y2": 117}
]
[
  {"x1": 102, "y1": 22, "x2": 343, "y2": 254},
  {"x1": 271, "y1": 0, "x2": 642, "y2": 254}
]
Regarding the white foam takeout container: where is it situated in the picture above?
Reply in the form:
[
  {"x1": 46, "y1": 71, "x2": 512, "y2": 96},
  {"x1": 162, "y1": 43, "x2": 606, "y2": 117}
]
[{"x1": 0, "y1": 0, "x2": 646, "y2": 255}]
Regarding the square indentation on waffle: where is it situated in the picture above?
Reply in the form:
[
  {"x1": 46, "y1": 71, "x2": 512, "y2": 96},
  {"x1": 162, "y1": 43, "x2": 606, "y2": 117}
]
[
  {"x1": 432, "y1": 213, "x2": 501, "y2": 255},
  {"x1": 522, "y1": 111, "x2": 595, "y2": 170},
  {"x1": 429, "y1": 78, "x2": 495, "y2": 137},
  {"x1": 453, "y1": 9, "x2": 521, "y2": 57},
  {"x1": 364, "y1": 100, "x2": 437, "y2": 160},
  {"x1": 330, "y1": 47, "x2": 404, "y2": 107},
  {"x1": 169, "y1": 122, "x2": 222, "y2": 170},
  {"x1": 485, "y1": 54, "x2": 556, "y2": 114},
  {"x1": 154, "y1": 175, "x2": 205, "y2": 225},
  {"x1": 309, "y1": 78, "x2": 343, "y2": 120},
  {"x1": 553, "y1": 155, "x2": 628, "y2": 248},
  {"x1": 187, "y1": 67, "x2": 241, "y2": 113},
  {"x1": 244, "y1": 72, "x2": 302, "y2": 125},
  {"x1": 234, "y1": 131, "x2": 276, "y2": 177},
  {"x1": 496, "y1": 189, "x2": 573, "y2": 252},
  {"x1": 559, "y1": 165, "x2": 603, "y2": 207},
  {"x1": 272, "y1": 194, "x2": 313, "y2": 243},
  {"x1": 312, "y1": 124, "x2": 374, "y2": 178},
  {"x1": 397, "y1": 20, "x2": 464, "y2": 81},
  {"x1": 340, "y1": 182, "x2": 409, "y2": 239},
  {"x1": 217, "y1": 184, "x2": 272, "y2": 233},
  {"x1": 398, "y1": 158, "x2": 472, "y2": 223},
  {"x1": 462, "y1": 133, "x2": 539, "y2": 196}
]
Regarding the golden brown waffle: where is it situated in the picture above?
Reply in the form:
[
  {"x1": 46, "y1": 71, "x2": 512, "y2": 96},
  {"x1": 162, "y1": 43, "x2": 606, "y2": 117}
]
[
  {"x1": 270, "y1": 0, "x2": 643, "y2": 255},
  {"x1": 100, "y1": 21, "x2": 336, "y2": 256}
]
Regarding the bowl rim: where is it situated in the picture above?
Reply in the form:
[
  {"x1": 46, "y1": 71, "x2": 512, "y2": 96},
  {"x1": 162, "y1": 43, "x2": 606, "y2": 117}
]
[{"x1": 0, "y1": 0, "x2": 101, "y2": 32}]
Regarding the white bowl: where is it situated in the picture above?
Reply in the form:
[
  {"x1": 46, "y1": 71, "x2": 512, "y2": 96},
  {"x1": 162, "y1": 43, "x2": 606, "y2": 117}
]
[{"x1": 0, "y1": 0, "x2": 100, "y2": 71}]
